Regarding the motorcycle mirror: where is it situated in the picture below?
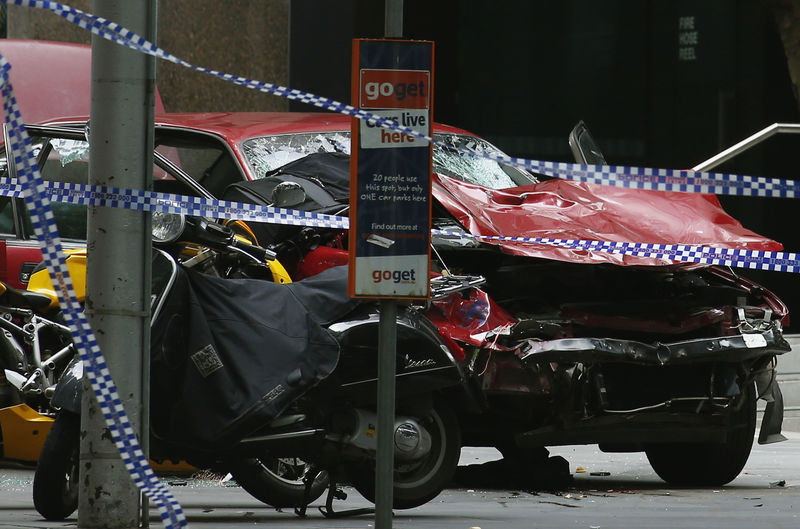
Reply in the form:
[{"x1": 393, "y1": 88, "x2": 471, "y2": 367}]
[
  {"x1": 270, "y1": 181, "x2": 306, "y2": 208},
  {"x1": 152, "y1": 211, "x2": 186, "y2": 244}
]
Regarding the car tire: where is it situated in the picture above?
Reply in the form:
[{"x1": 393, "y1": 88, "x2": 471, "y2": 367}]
[
  {"x1": 33, "y1": 411, "x2": 80, "y2": 520},
  {"x1": 644, "y1": 382, "x2": 757, "y2": 487},
  {"x1": 228, "y1": 456, "x2": 328, "y2": 508},
  {"x1": 348, "y1": 399, "x2": 461, "y2": 509}
]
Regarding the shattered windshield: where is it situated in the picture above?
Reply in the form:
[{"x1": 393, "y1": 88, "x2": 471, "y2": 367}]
[
  {"x1": 242, "y1": 133, "x2": 351, "y2": 177},
  {"x1": 241, "y1": 132, "x2": 538, "y2": 189},
  {"x1": 433, "y1": 134, "x2": 537, "y2": 188}
]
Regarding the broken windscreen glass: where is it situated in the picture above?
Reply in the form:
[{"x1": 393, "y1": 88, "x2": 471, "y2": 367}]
[
  {"x1": 241, "y1": 131, "x2": 538, "y2": 189},
  {"x1": 432, "y1": 134, "x2": 537, "y2": 189},
  {"x1": 242, "y1": 132, "x2": 351, "y2": 178}
]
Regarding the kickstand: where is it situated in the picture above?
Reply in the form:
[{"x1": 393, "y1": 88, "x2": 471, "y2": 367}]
[
  {"x1": 294, "y1": 464, "x2": 323, "y2": 517},
  {"x1": 318, "y1": 468, "x2": 374, "y2": 518}
]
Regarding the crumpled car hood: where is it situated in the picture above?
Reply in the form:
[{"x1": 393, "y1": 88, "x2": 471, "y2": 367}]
[{"x1": 433, "y1": 174, "x2": 782, "y2": 266}]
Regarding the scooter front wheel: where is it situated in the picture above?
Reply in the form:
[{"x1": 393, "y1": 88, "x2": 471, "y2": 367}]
[
  {"x1": 228, "y1": 455, "x2": 328, "y2": 508},
  {"x1": 33, "y1": 411, "x2": 80, "y2": 521},
  {"x1": 349, "y1": 398, "x2": 461, "y2": 509}
]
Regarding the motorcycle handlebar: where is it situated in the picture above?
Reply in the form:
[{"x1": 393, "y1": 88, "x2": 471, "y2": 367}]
[
  {"x1": 229, "y1": 237, "x2": 277, "y2": 262},
  {"x1": 189, "y1": 217, "x2": 277, "y2": 263}
]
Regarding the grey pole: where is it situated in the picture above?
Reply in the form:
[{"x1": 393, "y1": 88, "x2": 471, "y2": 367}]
[
  {"x1": 385, "y1": 0, "x2": 403, "y2": 38},
  {"x1": 81, "y1": 1, "x2": 156, "y2": 527},
  {"x1": 140, "y1": 4, "x2": 157, "y2": 526},
  {"x1": 375, "y1": 299, "x2": 397, "y2": 529},
  {"x1": 376, "y1": 6, "x2": 403, "y2": 529}
]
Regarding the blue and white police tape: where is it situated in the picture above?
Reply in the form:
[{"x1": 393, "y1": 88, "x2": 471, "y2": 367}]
[
  {"x1": 0, "y1": 59, "x2": 187, "y2": 528},
  {"x1": 2, "y1": 169, "x2": 799, "y2": 274},
  {"x1": 431, "y1": 230, "x2": 800, "y2": 273},
  {"x1": 5, "y1": 0, "x2": 800, "y2": 200},
  {"x1": 0, "y1": 178, "x2": 350, "y2": 230}
]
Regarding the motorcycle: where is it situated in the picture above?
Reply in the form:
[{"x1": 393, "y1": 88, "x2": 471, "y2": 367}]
[
  {"x1": 0, "y1": 252, "x2": 83, "y2": 411},
  {"x1": 32, "y1": 212, "x2": 467, "y2": 521},
  {"x1": 0, "y1": 216, "x2": 291, "y2": 413}
]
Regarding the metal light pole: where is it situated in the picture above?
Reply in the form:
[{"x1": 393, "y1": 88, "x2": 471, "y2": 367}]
[{"x1": 82, "y1": 1, "x2": 157, "y2": 527}]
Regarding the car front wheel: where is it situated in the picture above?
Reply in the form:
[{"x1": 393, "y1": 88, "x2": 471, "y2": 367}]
[{"x1": 644, "y1": 382, "x2": 757, "y2": 487}]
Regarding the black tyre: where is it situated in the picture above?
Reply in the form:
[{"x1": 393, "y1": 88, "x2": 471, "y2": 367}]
[
  {"x1": 33, "y1": 411, "x2": 80, "y2": 520},
  {"x1": 228, "y1": 456, "x2": 328, "y2": 508},
  {"x1": 645, "y1": 382, "x2": 757, "y2": 487},
  {"x1": 349, "y1": 399, "x2": 461, "y2": 509}
]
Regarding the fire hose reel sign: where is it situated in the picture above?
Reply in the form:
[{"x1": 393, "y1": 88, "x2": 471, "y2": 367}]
[{"x1": 349, "y1": 39, "x2": 434, "y2": 299}]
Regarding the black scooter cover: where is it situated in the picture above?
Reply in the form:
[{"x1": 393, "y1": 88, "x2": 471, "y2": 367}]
[{"x1": 149, "y1": 264, "x2": 359, "y2": 450}]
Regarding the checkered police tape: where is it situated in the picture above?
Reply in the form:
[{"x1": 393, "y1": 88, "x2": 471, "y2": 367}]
[
  {"x1": 0, "y1": 178, "x2": 350, "y2": 229},
  {"x1": 0, "y1": 58, "x2": 187, "y2": 529},
  {"x1": 505, "y1": 161, "x2": 800, "y2": 198},
  {"x1": 7, "y1": 0, "x2": 799, "y2": 199},
  {"x1": 432, "y1": 230, "x2": 800, "y2": 273},
  {"x1": 3, "y1": 169, "x2": 799, "y2": 273}
]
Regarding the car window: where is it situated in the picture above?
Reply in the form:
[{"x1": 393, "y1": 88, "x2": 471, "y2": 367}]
[
  {"x1": 242, "y1": 132, "x2": 351, "y2": 177},
  {"x1": 241, "y1": 131, "x2": 538, "y2": 189},
  {"x1": 433, "y1": 134, "x2": 537, "y2": 188},
  {"x1": 0, "y1": 156, "x2": 14, "y2": 235},
  {"x1": 0, "y1": 197, "x2": 14, "y2": 235},
  {"x1": 0, "y1": 135, "x2": 92, "y2": 241},
  {"x1": 33, "y1": 137, "x2": 91, "y2": 240},
  {"x1": 9, "y1": 131, "x2": 210, "y2": 242},
  {"x1": 155, "y1": 130, "x2": 245, "y2": 197}
]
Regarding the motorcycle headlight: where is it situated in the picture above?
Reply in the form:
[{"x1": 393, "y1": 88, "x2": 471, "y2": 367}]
[{"x1": 152, "y1": 211, "x2": 186, "y2": 244}]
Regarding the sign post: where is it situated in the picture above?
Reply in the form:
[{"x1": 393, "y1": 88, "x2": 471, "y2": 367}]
[
  {"x1": 350, "y1": 38, "x2": 433, "y2": 528},
  {"x1": 349, "y1": 40, "x2": 433, "y2": 300}
]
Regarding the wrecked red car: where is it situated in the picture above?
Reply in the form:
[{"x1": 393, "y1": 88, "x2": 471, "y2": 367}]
[
  {"x1": 2, "y1": 114, "x2": 790, "y2": 488},
  {"x1": 223, "y1": 116, "x2": 790, "y2": 487}
]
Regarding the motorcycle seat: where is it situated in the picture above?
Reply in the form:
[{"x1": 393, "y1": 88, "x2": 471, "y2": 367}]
[{"x1": 1, "y1": 286, "x2": 54, "y2": 312}]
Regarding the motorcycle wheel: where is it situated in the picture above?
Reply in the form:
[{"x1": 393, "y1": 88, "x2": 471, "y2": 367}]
[
  {"x1": 33, "y1": 411, "x2": 80, "y2": 521},
  {"x1": 349, "y1": 399, "x2": 461, "y2": 509},
  {"x1": 644, "y1": 382, "x2": 757, "y2": 486},
  {"x1": 228, "y1": 456, "x2": 328, "y2": 508}
]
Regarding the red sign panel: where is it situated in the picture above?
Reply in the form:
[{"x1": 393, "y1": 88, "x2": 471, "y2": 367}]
[{"x1": 359, "y1": 69, "x2": 430, "y2": 109}]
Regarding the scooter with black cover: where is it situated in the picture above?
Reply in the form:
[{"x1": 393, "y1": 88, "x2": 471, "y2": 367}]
[{"x1": 32, "y1": 213, "x2": 467, "y2": 521}]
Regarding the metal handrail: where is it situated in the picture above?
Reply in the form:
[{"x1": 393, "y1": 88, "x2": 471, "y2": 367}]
[{"x1": 692, "y1": 122, "x2": 800, "y2": 171}]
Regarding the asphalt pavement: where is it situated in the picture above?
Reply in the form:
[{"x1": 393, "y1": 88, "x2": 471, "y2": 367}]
[{"x1": 2, "y1": 431, "x2": 800, "y2": 529}]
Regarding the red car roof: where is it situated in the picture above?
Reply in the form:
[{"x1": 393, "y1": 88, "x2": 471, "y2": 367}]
[
  {"x1": 151, "y1": 112, "x2": 471, "y2": 141},
  {"x1": 42, "y1": 111, "x2": 471, "y2": 142}
]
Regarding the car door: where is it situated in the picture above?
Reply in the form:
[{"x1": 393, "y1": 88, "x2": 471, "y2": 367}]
[{"x1": 0, "y1": 125, "x2": 87, "y2": 288}]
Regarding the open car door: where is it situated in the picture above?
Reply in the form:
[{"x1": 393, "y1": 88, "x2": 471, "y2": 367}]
[{"x1": 568, "y1": 121, "x2": 608, "y2": 165}]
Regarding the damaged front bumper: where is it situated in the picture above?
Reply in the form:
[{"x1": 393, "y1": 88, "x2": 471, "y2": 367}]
[
  {"x1": 513, "y1": 324, "x2": 791, "y2": 448},
  {"x1": 517, "y1": 326, "x2": 790, "y2": 366}
]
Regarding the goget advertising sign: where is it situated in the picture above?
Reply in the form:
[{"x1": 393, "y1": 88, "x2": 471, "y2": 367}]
[{"x1": 349, "y1": 39, "x2": 433, "y2": 299}]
